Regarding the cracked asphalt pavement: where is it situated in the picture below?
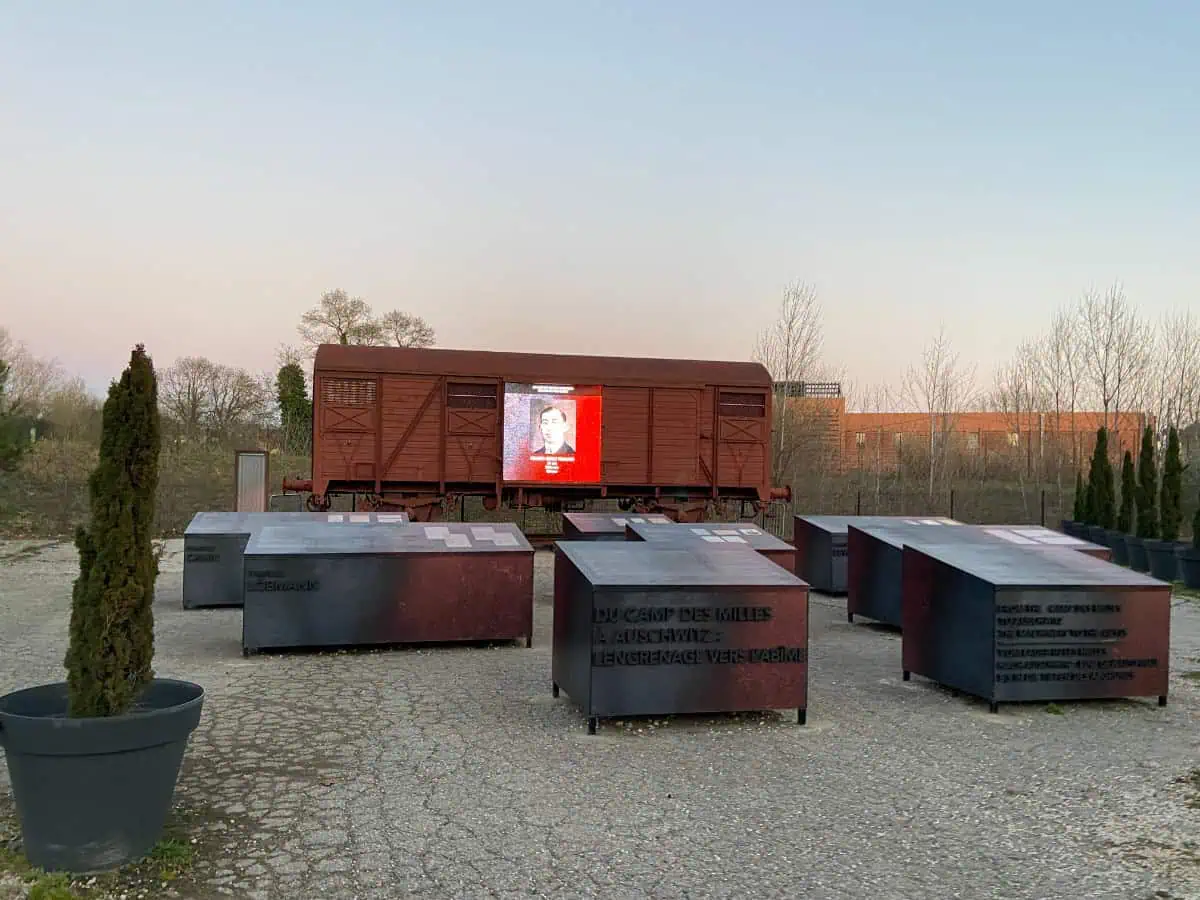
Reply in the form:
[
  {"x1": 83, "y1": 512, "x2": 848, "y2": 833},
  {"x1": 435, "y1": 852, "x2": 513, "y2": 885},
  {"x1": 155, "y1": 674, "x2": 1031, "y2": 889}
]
[{"x1": 2, "y1": 538, "x2": 1200, "y2": 900}]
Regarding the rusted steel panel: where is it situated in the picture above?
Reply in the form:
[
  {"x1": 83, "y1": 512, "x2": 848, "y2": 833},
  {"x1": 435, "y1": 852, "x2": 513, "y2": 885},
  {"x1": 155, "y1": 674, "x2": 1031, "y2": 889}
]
[
  {"x1": 315, "y1": 345, "x2": 773, "y2": 389},
  {"x1": 849, "y1": 520, "x2": 1118, "y2": 628},
  {"x1": 624, "y1": 521, "x2": 799, "y2": 574},
  {"x1": 242, "y1": 521, "x2": 533, "y2": 652},
  {"x1": 794, "y1": 515, "x2": 890, "y2": 594},
  {"x1": 599, "y1": 387, "x2": 650, "y2": 484},
  {"x1": 901, "y1": 541, "x2": 1170, "y2": 711},
  {"x1": 551, "y1": 541, "x2": 809, "y2": 733},
  {"x1": 793, "y1": 515, "x2": 841, "y2": 593},
  {"x1": 183, "y1": 511, "x2": 410, "y2": 609},
  {"x1": 562, "y1": 512, "x2": 673, "y2": 541},
  {"x1": 795, "y1": 514, "x2": 949, "y2": 597},
  {"x1": 847, "y1": 523, "x2": 904, "y2": 625},
  {"x1": 651, "y1": 389, "x2": 701, "y2": 484}
]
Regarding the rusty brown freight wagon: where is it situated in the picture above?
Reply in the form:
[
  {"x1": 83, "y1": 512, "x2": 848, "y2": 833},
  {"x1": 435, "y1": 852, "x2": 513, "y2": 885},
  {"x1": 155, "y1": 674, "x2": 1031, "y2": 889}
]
[{"x1": 282, "y1": 344, "x2": 790, "y2": 521}]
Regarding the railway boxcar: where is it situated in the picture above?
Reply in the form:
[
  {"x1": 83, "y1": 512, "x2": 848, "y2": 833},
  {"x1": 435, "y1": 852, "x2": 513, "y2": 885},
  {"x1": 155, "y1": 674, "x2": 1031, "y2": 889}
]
[{"x1": 284, "y1": 344, "x2": 789, "y2": 521}]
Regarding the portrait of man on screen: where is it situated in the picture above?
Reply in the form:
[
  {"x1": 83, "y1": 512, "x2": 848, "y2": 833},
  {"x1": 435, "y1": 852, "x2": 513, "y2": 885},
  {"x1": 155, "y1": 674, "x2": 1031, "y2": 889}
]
[{"x1": 531, "y1": 403, "x2": 575, "y2": 457}]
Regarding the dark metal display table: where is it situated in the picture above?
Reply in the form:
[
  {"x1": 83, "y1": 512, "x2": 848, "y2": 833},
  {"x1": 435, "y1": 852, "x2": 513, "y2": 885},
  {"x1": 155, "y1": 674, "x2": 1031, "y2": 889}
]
[
  {"x1": 792, "y1": 515, "x2": 942, "y2": 594},
  {"x1": 241, "y1": 521, "x2": 533, "y2": 654},
  {"x1": 182, "y1": 511, "x2": 410, "y2": 609},
  {"x1": 900, "y1": 541, "x2": 1171, "y2": 712},
  {"x1": 848, "y1": 520, "x2": 1116, "y2": 628},
  {"x1": 978, "y1": 524, "x2": 1112, "y2": 561},
  {"x1": 847, "y1": 519, "x2": 975, "y2": 627},
  {"x1": 551, "y1": 541, "x2": 809, "y2": 734},
  {"x1": 561, "y1": 512, "x2": 674, "y2": 541},
  {"x1": 624, "y1": 521, "x2": 799, "y2": 573}
]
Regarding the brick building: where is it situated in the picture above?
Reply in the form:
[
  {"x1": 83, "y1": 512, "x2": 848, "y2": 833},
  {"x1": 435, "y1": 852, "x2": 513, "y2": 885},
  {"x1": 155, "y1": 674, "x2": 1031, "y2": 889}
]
[
  {"x1": 776, "y1": 383, "x2": 1149, "y2": 475},
  {"x1": 842, "y1": 410, "x2": 1148, "y2": 474}
]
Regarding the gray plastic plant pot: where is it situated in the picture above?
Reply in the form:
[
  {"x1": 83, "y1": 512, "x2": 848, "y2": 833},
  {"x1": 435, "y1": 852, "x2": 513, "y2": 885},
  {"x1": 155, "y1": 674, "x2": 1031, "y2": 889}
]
[
  {"x1": 1126, "y1": 537, "x2": 1150, "y2": 572},
  {"x1": 1108, "y1": 531, "x2": 1130, "y2": 566},
  {"x1": 0, "y1": 678, "x2": 204, "y2": 874},
  {"x1": 1179, "y1": 547, "x2": 1200, "y2": 589},
  {"x1": 1144, "y1": 540, "x2": 1181, "y2": 583}
]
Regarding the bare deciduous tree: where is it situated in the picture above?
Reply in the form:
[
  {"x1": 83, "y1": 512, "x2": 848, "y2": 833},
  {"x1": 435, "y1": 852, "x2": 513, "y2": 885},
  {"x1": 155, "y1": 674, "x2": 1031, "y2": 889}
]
[
  {"x1": 0, "y1": 326, "x2": 69, "y2": 417},
  {"x1": 379, "y1": 310, "x2": 436, "y2": 348},
  {"x1": 160, "y1": 356, "x2": 271, "y2": 443},
  {"x1": 1150, "y1": 309, "x2": 1200, "y2": 434},
  {"x1": 902, "y1": 325, "x2": 977, "y2": 499},
  {"x1": 298, "y1": 289, "x2": 385, "y2": 350},
  {"x1": 273, "y1": 342, "x2": 313, "y2": 403},
  {"x1": 296, "y1": 291, "x2": 435, "y2": 355},
  {"x1": 845, "y1": 379, "x2": 898, "y2": 510},
  {"x1": 43, "y1": 376, "x2": 101, "y2": 441},
  {"x1": 752, "y1": 281, "x2": 827, "y2": 485},
  {"x1": 1079, "y1": 281, "x2": 1153, "y2": 441},
  {"x1": 275, "y1": 342, "x2": 309, "y2": 370},
  {"x1": 990, "y1": 339, "x2": 1043, "y2": 485},
  {"x1": 753, "y1": 281, "x2": 824, "y2": 384},
  {"x1": 1034, "y1": 305, "x2": 1087, "y2": 470},
  {"x1": 204, "y1": 363, "x2": 271, "y2": 439},
  {"x1": 159, "y1": 356, "x2": 215, "y2": 439}
]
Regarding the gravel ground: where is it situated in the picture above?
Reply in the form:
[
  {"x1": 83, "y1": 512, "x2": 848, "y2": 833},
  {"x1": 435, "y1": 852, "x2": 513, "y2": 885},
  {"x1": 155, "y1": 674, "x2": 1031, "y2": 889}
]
[{"x1": 2, "y1": 538, "x2": 1199, "y2": 900}]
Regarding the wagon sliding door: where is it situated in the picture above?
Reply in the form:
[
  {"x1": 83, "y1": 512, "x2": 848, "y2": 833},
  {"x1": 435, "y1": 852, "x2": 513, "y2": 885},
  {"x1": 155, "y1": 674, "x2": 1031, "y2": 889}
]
[
  {"x1": 378, "y1": 377, "x2": 499, "y2": 488},
  {"x1": 650, "y1": 389, "x2": 701, "y2": 485},
  {"x1": 444, "y1": 381, "x2": 499, "y2": 484},
  {"x1": 600, "y1": 387, "x2": 650, "y2": 485},
  {"x1": 379, "y1": 376, "x2": 444, "y2": 484},
  {"x1": 716, "y1": 389, "x2": 768, "y2": 494}
]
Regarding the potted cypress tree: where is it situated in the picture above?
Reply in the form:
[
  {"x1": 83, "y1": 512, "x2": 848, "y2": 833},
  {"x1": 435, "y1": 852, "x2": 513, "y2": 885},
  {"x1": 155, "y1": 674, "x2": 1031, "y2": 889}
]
[
  {"x1": 1064, "y1": 469, "x2": 1086, "y2": 537},
  {"x1": 1080, "y1": 465, "x2": 1099, "y2": 535},
  {"x1": 1146, "y1": 425, "x2": 1184, "y2": 581},
  {"x1": 1111, "y1": 450, "x2": 1136, "y2": 566},
  {"x1": 1127, "y1": 424, "x2": 1157, "y2": 573},
  {"x1": 1085, "y1": 427, "x2": 1116, "y2": 548},
  {"x1": 1180, "y1": 493, "x2": 1200, "y2": 589},
  {"x1": 0, "y1": 345, "x2": 205, "y2": 873}
]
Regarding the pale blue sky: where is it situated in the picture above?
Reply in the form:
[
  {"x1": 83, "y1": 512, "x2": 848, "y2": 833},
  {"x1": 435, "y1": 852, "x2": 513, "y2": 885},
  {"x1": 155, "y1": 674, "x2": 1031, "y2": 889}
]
[{"x1": 2, "y1": 2, "x2": 1198, "y2": 399}]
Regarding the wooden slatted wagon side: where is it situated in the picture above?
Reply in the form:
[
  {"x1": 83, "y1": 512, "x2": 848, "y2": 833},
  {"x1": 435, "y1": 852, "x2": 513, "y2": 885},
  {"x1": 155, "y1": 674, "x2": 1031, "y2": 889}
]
[{"x1": 281, "y1": 344, "x2": 790, "y2": 522}]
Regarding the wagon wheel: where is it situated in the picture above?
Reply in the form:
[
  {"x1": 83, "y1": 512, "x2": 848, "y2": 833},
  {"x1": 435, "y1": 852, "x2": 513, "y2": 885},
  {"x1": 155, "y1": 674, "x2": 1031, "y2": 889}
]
[{"x1": 305, "y1": 493, "x2": 332, "y2": 512}]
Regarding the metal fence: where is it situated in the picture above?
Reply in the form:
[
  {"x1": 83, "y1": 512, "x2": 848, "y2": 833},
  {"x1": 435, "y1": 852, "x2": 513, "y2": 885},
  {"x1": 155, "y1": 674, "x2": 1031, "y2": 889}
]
[
  {"x1": 755, "y1": 485, "x2": 1072, "y2": 542},
  {"x1": 442, "y1": 487, "x2": 1067, "y2": 544}
]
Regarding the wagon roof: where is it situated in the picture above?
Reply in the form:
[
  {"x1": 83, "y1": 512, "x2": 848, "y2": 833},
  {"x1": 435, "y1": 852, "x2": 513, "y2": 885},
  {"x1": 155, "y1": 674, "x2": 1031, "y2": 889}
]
[{"x1": 314, "y1": 344, "x2": 772, "y2": 388}]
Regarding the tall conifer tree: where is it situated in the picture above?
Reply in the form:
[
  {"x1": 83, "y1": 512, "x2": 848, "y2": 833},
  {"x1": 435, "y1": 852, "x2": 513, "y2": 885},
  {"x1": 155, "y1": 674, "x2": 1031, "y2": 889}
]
[
  {"x1": 1135, "y1": 425, "x2": 1158, "y2": 541},
  {"x1": 1117, "y1": 450, "x2": 1135, "y2": 533},
  {"x1": 1160, "y1": 426, "x2": 1183, "y2": 542},
  {"x1": 65, "y1": 344, "x2": 161, "y2": 717}
]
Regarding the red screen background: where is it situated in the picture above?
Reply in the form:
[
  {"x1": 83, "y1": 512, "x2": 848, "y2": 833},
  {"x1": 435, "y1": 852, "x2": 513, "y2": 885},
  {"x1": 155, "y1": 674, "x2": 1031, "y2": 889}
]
[{"x1": 502, "y1": 386, "x2": 603, "y2": 483}]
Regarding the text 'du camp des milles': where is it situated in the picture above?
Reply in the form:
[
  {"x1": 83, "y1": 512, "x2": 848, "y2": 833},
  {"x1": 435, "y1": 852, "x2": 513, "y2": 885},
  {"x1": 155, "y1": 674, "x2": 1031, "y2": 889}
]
[
  {"x1": 992, "y1": 601, "x2": 1160, "y2": 684},
  {"x1": 589, "y1": 605, "x2": 806, "y2": 668}
]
